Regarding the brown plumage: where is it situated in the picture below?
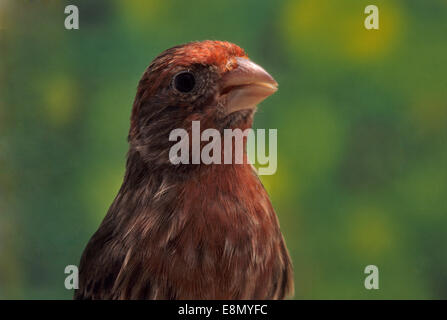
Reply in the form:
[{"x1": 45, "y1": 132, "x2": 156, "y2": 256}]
[{"x1": 75, "y1": 41, "x2": 293, "y2": 300}]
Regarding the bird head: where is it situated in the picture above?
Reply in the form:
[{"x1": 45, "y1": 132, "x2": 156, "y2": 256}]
[{"x1": 128, "y1": 41, "x2": 277, "y2": 168}]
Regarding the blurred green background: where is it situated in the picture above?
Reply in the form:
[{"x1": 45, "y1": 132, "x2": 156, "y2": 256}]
[{"x1": 1, "y1": 0, "x2": 447, "y2": 299}]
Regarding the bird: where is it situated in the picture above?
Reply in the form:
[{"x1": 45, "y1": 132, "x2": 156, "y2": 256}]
[{"x1": 75, "y1": 40, "x2": 293, "y2": 300}]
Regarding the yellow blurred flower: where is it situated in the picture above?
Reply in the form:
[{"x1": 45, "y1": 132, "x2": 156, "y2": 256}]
[
  {"x1": 115, "y1": 0, "x2": 165, "y2": 29},
  {"x1": 281, "y1": 0, "x2": 405, "y2": 62},
  {"x1": 260, "y1": 160, "x2": 295, "y2": 202},
  {"x1": 40, "y1": 74, "x2": 77, "y2": 127},
  {"x1": 347, "y1": 205, "x2": 396, "y2": 260}
]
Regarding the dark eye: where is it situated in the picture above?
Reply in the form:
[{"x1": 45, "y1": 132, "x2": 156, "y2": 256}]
[{"x1": 173, "y1": 72, "x2": 195, "y2": 93}]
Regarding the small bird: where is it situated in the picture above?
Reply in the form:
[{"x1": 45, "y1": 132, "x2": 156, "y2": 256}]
[{"x1": 75, "y1": 41, "x2": 293, "y2": 300}]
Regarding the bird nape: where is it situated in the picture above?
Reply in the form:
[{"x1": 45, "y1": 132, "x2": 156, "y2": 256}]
[{"x1": 75, "y1": 40, "x2": 293, "y2": 300}]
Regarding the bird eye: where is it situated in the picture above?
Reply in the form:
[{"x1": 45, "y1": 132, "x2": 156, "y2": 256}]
[{"x1": 173, "y1": 72, "x2": 195, "y2": 93}]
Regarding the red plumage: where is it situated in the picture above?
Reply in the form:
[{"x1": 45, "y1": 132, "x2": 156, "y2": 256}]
[{"x1": 75, "y1": 41, "x2": 293, "y2": 299}]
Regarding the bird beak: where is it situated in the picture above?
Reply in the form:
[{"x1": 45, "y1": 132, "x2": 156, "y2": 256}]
[{"x1": 219, "y1": 57, "x2": 278, "y2": 114}]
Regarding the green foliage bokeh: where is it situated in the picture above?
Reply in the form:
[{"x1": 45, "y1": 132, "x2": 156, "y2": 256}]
[{"x1": 1, "y1": 0, "x2": 446, "y2": 299}]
